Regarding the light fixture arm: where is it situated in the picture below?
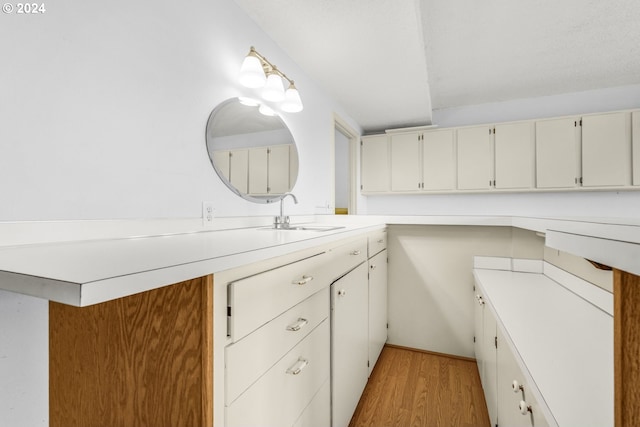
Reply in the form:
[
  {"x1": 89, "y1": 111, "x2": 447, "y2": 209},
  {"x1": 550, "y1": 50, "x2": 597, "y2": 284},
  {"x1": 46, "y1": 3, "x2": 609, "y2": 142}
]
[{"x1": 247, "y1": 46, "x2": 296, "y2": 87}]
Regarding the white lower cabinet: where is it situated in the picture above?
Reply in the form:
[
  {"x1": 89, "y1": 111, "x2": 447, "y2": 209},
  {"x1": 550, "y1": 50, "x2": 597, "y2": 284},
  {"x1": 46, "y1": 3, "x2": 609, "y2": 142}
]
[
  {"x1": 497, "y1": 327, "x2": 549, "y2": 427},
  {"x1": 227, "y1": 320, "x2": 330, "y2": 427},
  {"x1": 331, "y1": 262, "x2": 369, "y2": 427},
  {"x1": 475, "y1": 289, "x2": 498, "y2": 427},
  {"x1": 223, "y1": 232, "x2": 388, "y2": 427},
  {"x1": 368, "y1": 249, "x2": 387, "y2": 376}
]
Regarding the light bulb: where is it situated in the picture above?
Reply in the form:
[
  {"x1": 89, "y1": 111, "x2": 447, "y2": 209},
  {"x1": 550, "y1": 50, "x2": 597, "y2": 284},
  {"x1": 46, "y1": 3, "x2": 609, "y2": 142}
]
[
  {"x1": 281, "y1": 84, "x2": 303, "y2": 113},
  {"x1": 262, "y1": 73, "x2": 285, "y2": 102},
  {"x1": 238, "y1": 54, "x2": 266, "y2": 88},
  {"x1": 258, "y1": 104, "x2": 275, "y2": 116}
]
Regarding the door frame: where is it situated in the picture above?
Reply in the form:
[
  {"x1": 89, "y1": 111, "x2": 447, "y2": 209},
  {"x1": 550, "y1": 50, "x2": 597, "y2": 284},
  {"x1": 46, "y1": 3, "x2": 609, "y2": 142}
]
[{"x1": 332, "y1": 113, "x2": 360, "y2": 214}]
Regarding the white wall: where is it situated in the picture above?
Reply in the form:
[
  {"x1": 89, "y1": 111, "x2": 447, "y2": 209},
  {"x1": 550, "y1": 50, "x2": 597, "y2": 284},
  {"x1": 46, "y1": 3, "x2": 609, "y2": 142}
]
[
  {"x1": 0, "y1": 0, "x2": 361, "y2": 423},
  {"x1": 361, "y1": 85, "x2": 640, "y2": 218},
  {"x1": 0, "y1": 0, "x2": 360, "y2": 222}
]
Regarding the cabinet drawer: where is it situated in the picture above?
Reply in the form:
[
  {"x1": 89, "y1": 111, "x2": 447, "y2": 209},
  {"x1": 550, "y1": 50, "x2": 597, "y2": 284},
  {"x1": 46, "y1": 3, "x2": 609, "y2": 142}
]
[
  {"x1": 293, "y1": 378, "x2": 330, "y2": 427},
  {"x1": 226, "y1": 320, "x2": 330, "y2": 427},
  {"x1": 225, "y1": 288, "x2": 329, "y2": 404},
  {"x1": 368, "y1": 229, "x2": 387, "y2": 257},
  {"x1": 329, "y1": 237, "x2": 368, "y2": 280},
  {"x1": 229, "y1": 251, "x2": 331, "y2": 340}
]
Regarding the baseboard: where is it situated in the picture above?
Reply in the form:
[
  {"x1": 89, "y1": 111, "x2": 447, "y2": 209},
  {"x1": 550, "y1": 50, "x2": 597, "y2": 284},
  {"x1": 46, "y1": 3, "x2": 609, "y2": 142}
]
[{"x1": 384, "y1": 344, "x2": 476, "y2": 363}]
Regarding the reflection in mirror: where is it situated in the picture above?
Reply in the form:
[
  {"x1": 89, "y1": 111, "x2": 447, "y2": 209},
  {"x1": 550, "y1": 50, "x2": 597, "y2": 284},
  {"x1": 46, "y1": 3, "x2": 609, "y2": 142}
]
[{"x1": 205, "y1": 98, "x2": 299, "y2": 204}]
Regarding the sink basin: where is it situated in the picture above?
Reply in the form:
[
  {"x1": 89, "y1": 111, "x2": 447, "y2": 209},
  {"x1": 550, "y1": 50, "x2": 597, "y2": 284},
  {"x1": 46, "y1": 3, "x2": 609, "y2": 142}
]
[{"x1": 259, "y1": 225, "x2": 346, "y2": 232}]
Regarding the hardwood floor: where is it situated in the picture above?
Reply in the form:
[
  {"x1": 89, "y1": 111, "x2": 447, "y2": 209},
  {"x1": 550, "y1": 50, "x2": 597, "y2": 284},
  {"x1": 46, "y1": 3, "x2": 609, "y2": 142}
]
[{"x1": 349, "y1": 345, "x2": 490, "y2": 427}]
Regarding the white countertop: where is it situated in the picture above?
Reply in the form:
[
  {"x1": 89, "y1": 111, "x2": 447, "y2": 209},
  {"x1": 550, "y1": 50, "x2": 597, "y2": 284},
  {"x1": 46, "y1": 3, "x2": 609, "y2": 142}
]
[
  {"x1": 1, "y1": 214, "x2": 639, "y2": 307},
  {"x1": 0, "y1": 223, "x2": 383, "y2": 306},
  {"x1": 474, "y1": 268, "x2": 613, "y2": 427}
]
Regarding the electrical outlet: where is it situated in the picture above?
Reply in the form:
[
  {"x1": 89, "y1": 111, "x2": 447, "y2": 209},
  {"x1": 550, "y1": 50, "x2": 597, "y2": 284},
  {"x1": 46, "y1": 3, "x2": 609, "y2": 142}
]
[{"x1": 202, "y1": 201, "x2": 215, "y2": 226}]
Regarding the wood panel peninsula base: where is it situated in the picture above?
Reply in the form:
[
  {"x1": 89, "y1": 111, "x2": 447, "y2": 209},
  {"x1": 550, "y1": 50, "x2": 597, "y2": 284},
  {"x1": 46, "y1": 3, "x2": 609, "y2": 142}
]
[
  {"x1": 49, "y1": 275, "x2": 213, "y2": 427},
  {"x1": 615, "y1": 269, "x2": 640, "y2": 427}
]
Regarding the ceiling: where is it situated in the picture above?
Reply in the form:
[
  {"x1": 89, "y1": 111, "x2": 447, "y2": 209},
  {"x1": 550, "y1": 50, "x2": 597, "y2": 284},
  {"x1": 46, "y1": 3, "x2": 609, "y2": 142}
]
[{"x1": 233, "y1": 0, "x2": 640, "y2": 133}]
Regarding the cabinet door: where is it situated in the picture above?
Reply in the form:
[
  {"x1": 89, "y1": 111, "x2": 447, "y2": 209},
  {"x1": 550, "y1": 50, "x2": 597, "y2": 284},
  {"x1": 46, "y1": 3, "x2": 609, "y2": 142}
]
[
  {"x1": 423, "y1": 129, "x2": 456, "y2": 191},
  {"x1": 582, "y1": 112, "x2": 631, "y2": 187},
  {"x1": 390, "y1": 133, "x2": 421, "y2": 191},
  {"x1": 212, "y1": 150, "x2": 230, "y2": 181},
  {"x1": 268, "y1": 145, "x2": 290, "y2": 194},
  {"x1": 331, "y1": 262, "x2": 369, "y2": 427},
  {"x1": 457, "y1": 126, "x2": 493, "y2": 190},
  {"x1": 474, "y1": 291, "x2": 485, "y2": 383},
  {"x1": 248, "y1": 147, "x2": 268, "y2": 195},
  {"x1": 483, "y1": 303, "x2": 498, "y2": 427},
  {"x1": 494, "y1": 122, "x2": 535, "y2": 189},
  {"x1": 633, "y1": 111, "x2": 640, "y2": 186},
  {"x1": 229, "y1": 149, "x2": 248, "y2": 194},
  {"x1": 361, "y1": 135, "x2": 390, "y2": 192},
  {"x1": 368, "y1": 250, "x2": 387, "y2": 376},
  {"x1": 535, "y1": 117, "x2": 580, "y2": 189}
]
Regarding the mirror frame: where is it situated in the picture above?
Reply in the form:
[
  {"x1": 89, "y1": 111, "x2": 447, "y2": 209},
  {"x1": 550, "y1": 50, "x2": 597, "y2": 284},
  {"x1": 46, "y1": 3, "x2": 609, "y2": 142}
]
[{"x1": 205, "y1": 98, "x2": 299, "y2": 204}]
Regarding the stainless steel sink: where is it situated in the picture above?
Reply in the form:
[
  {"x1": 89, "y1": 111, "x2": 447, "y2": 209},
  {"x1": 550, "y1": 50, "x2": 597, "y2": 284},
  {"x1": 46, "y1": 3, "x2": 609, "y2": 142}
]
[{"x1": 258, "y1": 225, "x2": 346, "y2": 232}]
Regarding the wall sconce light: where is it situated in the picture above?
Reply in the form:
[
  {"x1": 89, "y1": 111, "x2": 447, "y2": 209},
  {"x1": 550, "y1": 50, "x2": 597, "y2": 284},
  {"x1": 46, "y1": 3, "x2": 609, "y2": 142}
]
[{"x1": 238, "y1": 46, "x2": 304, "y2": 113}]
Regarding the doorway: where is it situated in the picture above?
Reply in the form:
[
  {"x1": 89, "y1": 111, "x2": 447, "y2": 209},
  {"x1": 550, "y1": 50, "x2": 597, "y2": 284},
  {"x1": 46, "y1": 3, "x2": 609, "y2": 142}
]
[{"x1": 333, "y1": 115, "x2": 359, "y2": 215}]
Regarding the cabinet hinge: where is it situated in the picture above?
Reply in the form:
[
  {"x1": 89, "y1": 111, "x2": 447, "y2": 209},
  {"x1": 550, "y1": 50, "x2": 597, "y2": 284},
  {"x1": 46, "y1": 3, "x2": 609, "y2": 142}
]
[
  {"x1": 360, "y1": 184, "x2": 363, "y2": 190},
  {"x1": 493, "y1": 128, "x2": 496, "y2": 134},
  {"x1": 267, "y1": 148, "x2": 271, "y2": 154},
  {"x1": 580, "y1": 177, "x2": 583, "y2": 184},
  {"x1": 495, "y1": 336, "x2": 498, "y2": 349},
  {"x1": 227, "y1": 306, "x2": 232, "y2": 317},
  {"x1": 473, "y1": 336, "x2": 476, "y2": 343},
  {"x1": 387, "y1": 323, "x2": 389, "y2": 329},
  {"x1": 229, "y1": 152, "x2": 232, "y2": 158},
  {"x1": 574, "y1": 121, "x2": 577, "y2": 127},
  {"x1": 580, "y1": 119, "x2": 582, "y2": 126},
  {"x1": 267, "y1": 186, "x2": 271, "y2": 193},
  {"x1": 367, "y1": 360, "x2": 370, "y2": 368}
]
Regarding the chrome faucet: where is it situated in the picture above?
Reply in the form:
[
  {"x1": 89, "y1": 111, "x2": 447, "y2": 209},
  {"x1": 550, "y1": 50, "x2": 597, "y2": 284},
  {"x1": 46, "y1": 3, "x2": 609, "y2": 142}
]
[{"x1": 274, "y1": 193, "x2": 298, "y2": 229}]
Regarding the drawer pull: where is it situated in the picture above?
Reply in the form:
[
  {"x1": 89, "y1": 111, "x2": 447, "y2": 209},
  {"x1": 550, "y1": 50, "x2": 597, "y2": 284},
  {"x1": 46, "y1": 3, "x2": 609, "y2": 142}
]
[
  {"x1": 476, "y1": 295, "x2": 485, "y2": 306},
  {"x1": 512, "y1": 380, "x2": 524, "y2": 393},
  {"x1": 370, "y1": 264, "x2": 377, "y2": 270},
  {"x1": 338, "y1": 289, "x2": 347, "y2": 297},
  {"x1": 286, "y1": 318, "x2": 309, "y2": 332},
  {"x1": 518, "y1": 400, "x2": 532, "y2": 415},
  {"x1": 286, "y1": 357, "x2": 309, "y2": 375},
  {"x1": 350, "y1": 250, "x2": 361, "y2": 256},
  {"x1": 292, "y1": 275, "x2": 313, "y2": 286}
]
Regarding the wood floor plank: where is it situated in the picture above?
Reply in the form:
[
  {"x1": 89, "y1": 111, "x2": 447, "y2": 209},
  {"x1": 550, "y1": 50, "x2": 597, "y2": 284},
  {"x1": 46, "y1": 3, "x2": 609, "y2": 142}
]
[{"x1": 350, "y1": 345, "x2": 490, "y2": 427}]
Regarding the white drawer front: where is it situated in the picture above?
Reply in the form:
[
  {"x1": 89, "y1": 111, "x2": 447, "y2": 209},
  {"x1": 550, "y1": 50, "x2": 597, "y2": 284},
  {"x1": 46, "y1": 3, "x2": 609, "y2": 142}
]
[
  {"x1": 226, "y1": 320, "x2": 330, "y2": 427},
  {"x1": 367, "y1": 229, "x2": 387, "y2": 258},
  {"x1": 225, "y1": 288, "x2": 329, "y2": 404},
  {"x1": 293, "y1": 378, "x2": 330, "y2": 427},
  {"x1": 229, "y1": 251, "x2": 332, "y2": 340},
  {"x1": 329, "y1": 237, "x2": 368, "y2": 280}
]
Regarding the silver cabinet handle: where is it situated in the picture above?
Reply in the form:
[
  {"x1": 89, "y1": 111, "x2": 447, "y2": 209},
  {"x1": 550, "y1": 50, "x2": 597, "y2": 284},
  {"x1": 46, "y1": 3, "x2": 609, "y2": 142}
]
[
  {"x1": 292, "y1": 275, "x2": 313, "y2": 285},
  {"x1": 350, "y1": 250, "x2": 361, "y2": 256},
  {"x1": 518, "y1": 400, "x2": 532, "y2": 415},
  {"x1": 286, "y1": 318, "x2": 308, "y2": 332},
  {"x1": 476, "y1": 294, "x2": 485, "y2": 306},
  {"x1": 370, "y1": 264, "x2": 377, "y2": 270},
  {"x1": 286, "y1": 357, "x2": 309, "y2": 375},
  {"x1": 512, "y1": 380, "x2": 524, "y2": 393},
  {"x1": 338, "y1": 289, "x2": 347, "y2": 297}
]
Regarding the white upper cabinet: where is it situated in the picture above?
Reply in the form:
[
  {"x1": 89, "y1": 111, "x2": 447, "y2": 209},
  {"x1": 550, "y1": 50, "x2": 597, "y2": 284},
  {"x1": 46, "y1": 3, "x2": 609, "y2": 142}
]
[
  {"x1": 390, "y1": 132, "x2": 421, "y2": 191},
  {"x1": 581, "y1": 112, "x2": 632, "y2": 187},
  {"x1": 267, "y1": 145, "x2": 290, "y2": 195},
  {"x1": 633, "y1": 111, "x2": 640, "y2": 186},
  {"x1": 361, "y1": 135, "x2": 390, "y2": 193},
  {"x1": 248, "y1": 147, "x2": 269, "y2": 195},
  {"x1": 229, "y1": 149, "x2": 249, "y2": 195},
  {"x1": 423, "y1": 129, "x2": 456, "y2": 191},
  {"x1": 494, "y1": 122, "x2": 535, "y2": 189},
  {"x1": 457, "y1": 125, "x2": 494, "y2": 190},
  {"x1": 535, "y1": 117, "x2": 580, "y2": 189}
]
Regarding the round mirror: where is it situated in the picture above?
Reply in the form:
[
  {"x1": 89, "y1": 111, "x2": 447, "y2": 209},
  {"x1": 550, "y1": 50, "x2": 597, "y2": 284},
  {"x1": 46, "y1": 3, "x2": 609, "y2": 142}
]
[{"x1": 205, "y1": 98, "x2": 299, "y2": 203}]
